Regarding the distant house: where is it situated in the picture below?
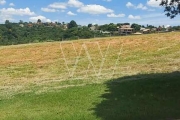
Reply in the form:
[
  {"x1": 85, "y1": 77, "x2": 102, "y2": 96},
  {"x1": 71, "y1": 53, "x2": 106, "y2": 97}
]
[
  {"x1": 151, "y1": 28, "x2": 157, "y2": 32},
  {"x1": 100, "y1": 30, "x2": 111, "y2": 34},
  {"x1": 63, "y1": 24, "x2": 68, "y2": 29},
  {"x1": 140, "y1": 28, "x2": 150, "y2": 34},
  {"x1": 19, "y1": 24, "x2": 24, "y2": 27},
  {"x1": 90, "y1": 26, "x2": 96, "y2": 31},
  {"x1": 90, "y1": 25, "x2": 99, "y2": 31},
  {"x1": 140, "y1": 27, "x2": 146, "y2": 31},
  {"x1": 28, "y1": 24, "x2": 33, "y2": 27},
  {"x1": 119, "y1": 25, "x2": 133, "y2": 35},
  {"x1": 165, "y1": 25, "x2": 171, "y2": 32}
]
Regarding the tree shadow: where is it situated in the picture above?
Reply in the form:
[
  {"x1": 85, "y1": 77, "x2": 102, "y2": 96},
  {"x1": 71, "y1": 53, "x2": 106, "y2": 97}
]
[{"x1": 93, "y1": 71, "x2": 180, "y2": 120}]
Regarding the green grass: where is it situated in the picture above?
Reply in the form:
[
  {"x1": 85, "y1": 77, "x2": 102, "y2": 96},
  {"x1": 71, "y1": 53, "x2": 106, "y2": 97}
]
[
  {"x1": 95, "y1": 72, "x2": 180, "y2": 120},
  {"x1": 0, "y1": 72, "x2": 180, "y2": 120},
  {"x1": 0, "y1": 84, "x2": 105, "y2": 120},
  {"x1": 0, "y1": 32, "x2": 180, "y2": 119}
]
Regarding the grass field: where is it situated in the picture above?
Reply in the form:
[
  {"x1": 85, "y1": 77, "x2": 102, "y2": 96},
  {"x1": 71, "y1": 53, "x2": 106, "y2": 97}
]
[{"x1": 0, "y1": 32, "x2": 180, "y2": 120}]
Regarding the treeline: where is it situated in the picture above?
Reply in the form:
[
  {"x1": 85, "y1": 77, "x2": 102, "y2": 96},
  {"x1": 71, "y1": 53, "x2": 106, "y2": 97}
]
[
  {"x1": 0, "y1": 19, "x2": 180, "y2": 46},
  {"x1": 0, "y1": 20, "x2": 106, "y2": 46}
]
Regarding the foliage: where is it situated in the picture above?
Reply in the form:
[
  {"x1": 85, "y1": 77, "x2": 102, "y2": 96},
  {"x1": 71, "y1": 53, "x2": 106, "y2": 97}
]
[
  {"x1": 88, "y1": 23, "x2": 93, "y2": 28},
  {"x1": 0, "y1": 20, "x2": 102, "y2": 45},
  {"x1": 68, "y1": 20, "x2": 78, "y2": 29},
  {"x1": 146, "y1": 24, "x2": 156, "y2": 29},
  {"x1": 99, "y1": 23, "x2": 117, "y2": 33},
  {"x1": 131, "y1": 23, "x2": 141, "y2": 32},
  {"x1": 0, "y1": 19, "x2": 179, "y2": 46},
  {"x1": 37, "y1": 19, "x2": 41, "y2": 23},
  {"x1": 159, "y1": 0, "x2": 180, "y2": 18}
]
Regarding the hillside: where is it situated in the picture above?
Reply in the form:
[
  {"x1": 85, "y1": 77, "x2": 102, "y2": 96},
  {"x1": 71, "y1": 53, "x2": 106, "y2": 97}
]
[{"x1": 0, "y1": 32, "x2": 180, "y2": 119}]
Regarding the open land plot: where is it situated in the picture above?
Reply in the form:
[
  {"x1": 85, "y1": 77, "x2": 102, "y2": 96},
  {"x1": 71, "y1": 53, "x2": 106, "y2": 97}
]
[{"x1": 0, "y1": 32, "x2": 180, "y2": 120}]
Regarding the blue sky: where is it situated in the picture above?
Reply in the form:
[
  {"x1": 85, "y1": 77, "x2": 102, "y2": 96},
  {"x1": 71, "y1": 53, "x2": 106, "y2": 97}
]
[{"x1": 0, "y1": 0, "x2": 179, "y2": 26}]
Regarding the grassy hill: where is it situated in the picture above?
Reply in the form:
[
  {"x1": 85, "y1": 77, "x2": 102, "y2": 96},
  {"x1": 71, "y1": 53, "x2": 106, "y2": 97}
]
[{"x1": 0, "y1": 32, "x2": 180, "y2": 120}]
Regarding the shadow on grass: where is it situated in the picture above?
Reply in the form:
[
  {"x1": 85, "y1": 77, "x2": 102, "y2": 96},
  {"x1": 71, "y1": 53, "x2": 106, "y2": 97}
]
[{"x1": 93, "y1": 71, "x2": 180, "y2": 120}]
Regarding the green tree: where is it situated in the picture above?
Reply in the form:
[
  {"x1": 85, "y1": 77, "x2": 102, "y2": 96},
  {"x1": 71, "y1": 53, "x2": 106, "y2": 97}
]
[
  {"x1": 5, "y1": 20, "x2": 12, "y2": 29},
  {"x1": 88, "y1": 24, "x2": 93, "y2": 28},
  {"x1": 123, "y1": 23, "x2": 130, "y2": 25},
  {"x1": 99, "y1": 24, "x2": 109, "y2": 31},
  {"x1": 147, "y1": 25, "x2": 155, "y2": 29},
  {"x1": 19, "y1": 20, "x2": 24, "y2": 24},
  {"x1": 159, "y1": 0, "x2": 180, "y2": 18},
  {"x1": 131, "y1": 23, "x2": 141, "y2": 32},
  {"x1": 68, "y1": 20, "x2": 77, "y2": 29},
  {"x1": 108, "y1": 23, "x2": 117, "y2": 32},
  {"x1": 37, "y1": 19, "x2": 41, "y2": 23},
  {"x1": 5, "y1": 20, "x2": 10, "y2": 24}
]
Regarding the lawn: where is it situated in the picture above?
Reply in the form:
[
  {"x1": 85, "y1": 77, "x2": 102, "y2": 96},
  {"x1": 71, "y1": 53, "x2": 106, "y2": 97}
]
[
  {"x1": 0, "y1": 32, "x2": 180, "y2": 119},
  {"x1": 0, "y1": 72, "x2": 180, "y2": 120}
]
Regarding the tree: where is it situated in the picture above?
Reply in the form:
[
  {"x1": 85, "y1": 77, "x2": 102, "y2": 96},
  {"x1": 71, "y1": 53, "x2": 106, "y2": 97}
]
[
  {"x1": 5, "y1": 20, "x2": 12, "y2": 29},
  {"x1": 5, "y1": 20, "x2": 10, "y2": 24},
  {"x1": 88, "y1": 23, "x2": 92, "y2": 28},
  {"x1": 147, "y1": 25, "x2": 155, "y2": 29},
  {"x1": 131, "y1": 23, "x2": 141, "y2": 32},
  {"x1": 159, "y1": 0, "x2": 180, "y2": 18},
  {"x1": 108, "y1": 23, "x2": 117, "y2": 32},
  {"x1": 99, "y1": 24, "x2": 109, "y2": 31},
  {"x1": 37, "y1": 19, "x2": 41, "y2": 23},
  {"x1": 123, "y1": 23, "x2": 130, "y2": 25},
  {"x1": 141, "y1": 25, "x2": 145, "y2": 28},
  {"x1": 19, "y1": 20, "x2": 24, "y2": 24},
  {"x1": 68, "y1": 20, "x2": 77, "y2": 29}
]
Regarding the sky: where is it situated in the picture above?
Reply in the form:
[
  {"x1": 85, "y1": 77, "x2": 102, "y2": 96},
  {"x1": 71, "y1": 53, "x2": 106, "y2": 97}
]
[{"x1": 0, "y1": 0, "x2": 179, "y2": 26}]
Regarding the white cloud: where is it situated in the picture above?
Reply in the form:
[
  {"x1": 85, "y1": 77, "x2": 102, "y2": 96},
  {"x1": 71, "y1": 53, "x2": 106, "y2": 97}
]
[
  {"x1": 0, "y1": 7, "x2": 35, "y2": 22},
  {"x1": 9, "y1": 3, "x2": 15, "y2": 6},
  {"x1": 68, "y1": 0, "x2": 84, "y2": 8},
  {"x1": 48, "y1": 2, "x2": 67, "y2": 9},
  {"x1": 128, "y1": 15, "x2": 141, "y2": 19},
  {"x1": 77, "y1": 4, "x2": 113, "y2": 15},
  {"x1": 126, "y1": 2, "x2": 153, "y2": 11},
  {"x1": 0, "y1": 0, "x2": 6, "y2": 5},
  {"x1": 44, "y1": 0, "x2": 114, "y2": 15},
  {"x1": 29, "y1": 15, "x2": 51, "y2": 22},
  {"x1": 126, "y1": 2, "x2": 134, "y2": 8},
  {"x1": 67, "y1": 11, "x2": 77, "y2": 16},
  {"x1": 137, "y1": 3, "x2": 148, "y2": 10},
  {"x1": 41, "y1": 8, "x2": 57, "y2": 12},
  {"x1": 147, "y1": 0, "x2": 161, "y2": 7},
  {"x1": 41, "y1": 0, "x2": 83, "y2": 14},
  {"x1": 0, "y1": 14, "x2": 13, "y2": 22},
  {"x1": 0, "y1": 7, "x2": 35, "y2": 16},
  {"x1": 107, "y1": 13, "x2": 125, "y2": 18}
]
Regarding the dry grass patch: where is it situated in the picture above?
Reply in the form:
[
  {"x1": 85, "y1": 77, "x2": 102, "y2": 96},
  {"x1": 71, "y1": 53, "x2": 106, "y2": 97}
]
[{"x1": 0, "y1": 32, "x2": 179, "y2": 98}]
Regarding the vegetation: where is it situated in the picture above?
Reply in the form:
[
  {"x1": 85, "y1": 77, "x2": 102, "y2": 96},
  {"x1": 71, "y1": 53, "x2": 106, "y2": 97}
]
[
  {"x1": 131, "y1": 23, "x2": 141, "y2": 32},
  {"x1": 95, "y1": 72, "x2": 180, "y2": 120},
  {"x1": 68, "y1": 20, "x2": 78, "y2": 29},
  {"x1": 1, "y1": 72, "x2": 180, "y2": 120},
  {"x1": 0, "y1": 21, "x2": 96, "y2": 45},
  {"x1": 1, "y1": 19, "x2": 180, "y2": 46},
  {"x1": 159, "y1": 0, "x2": 180, "y2": 18},
  {"x1": 0, "y1": 32, "x2": 180, "y2": 119}
]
